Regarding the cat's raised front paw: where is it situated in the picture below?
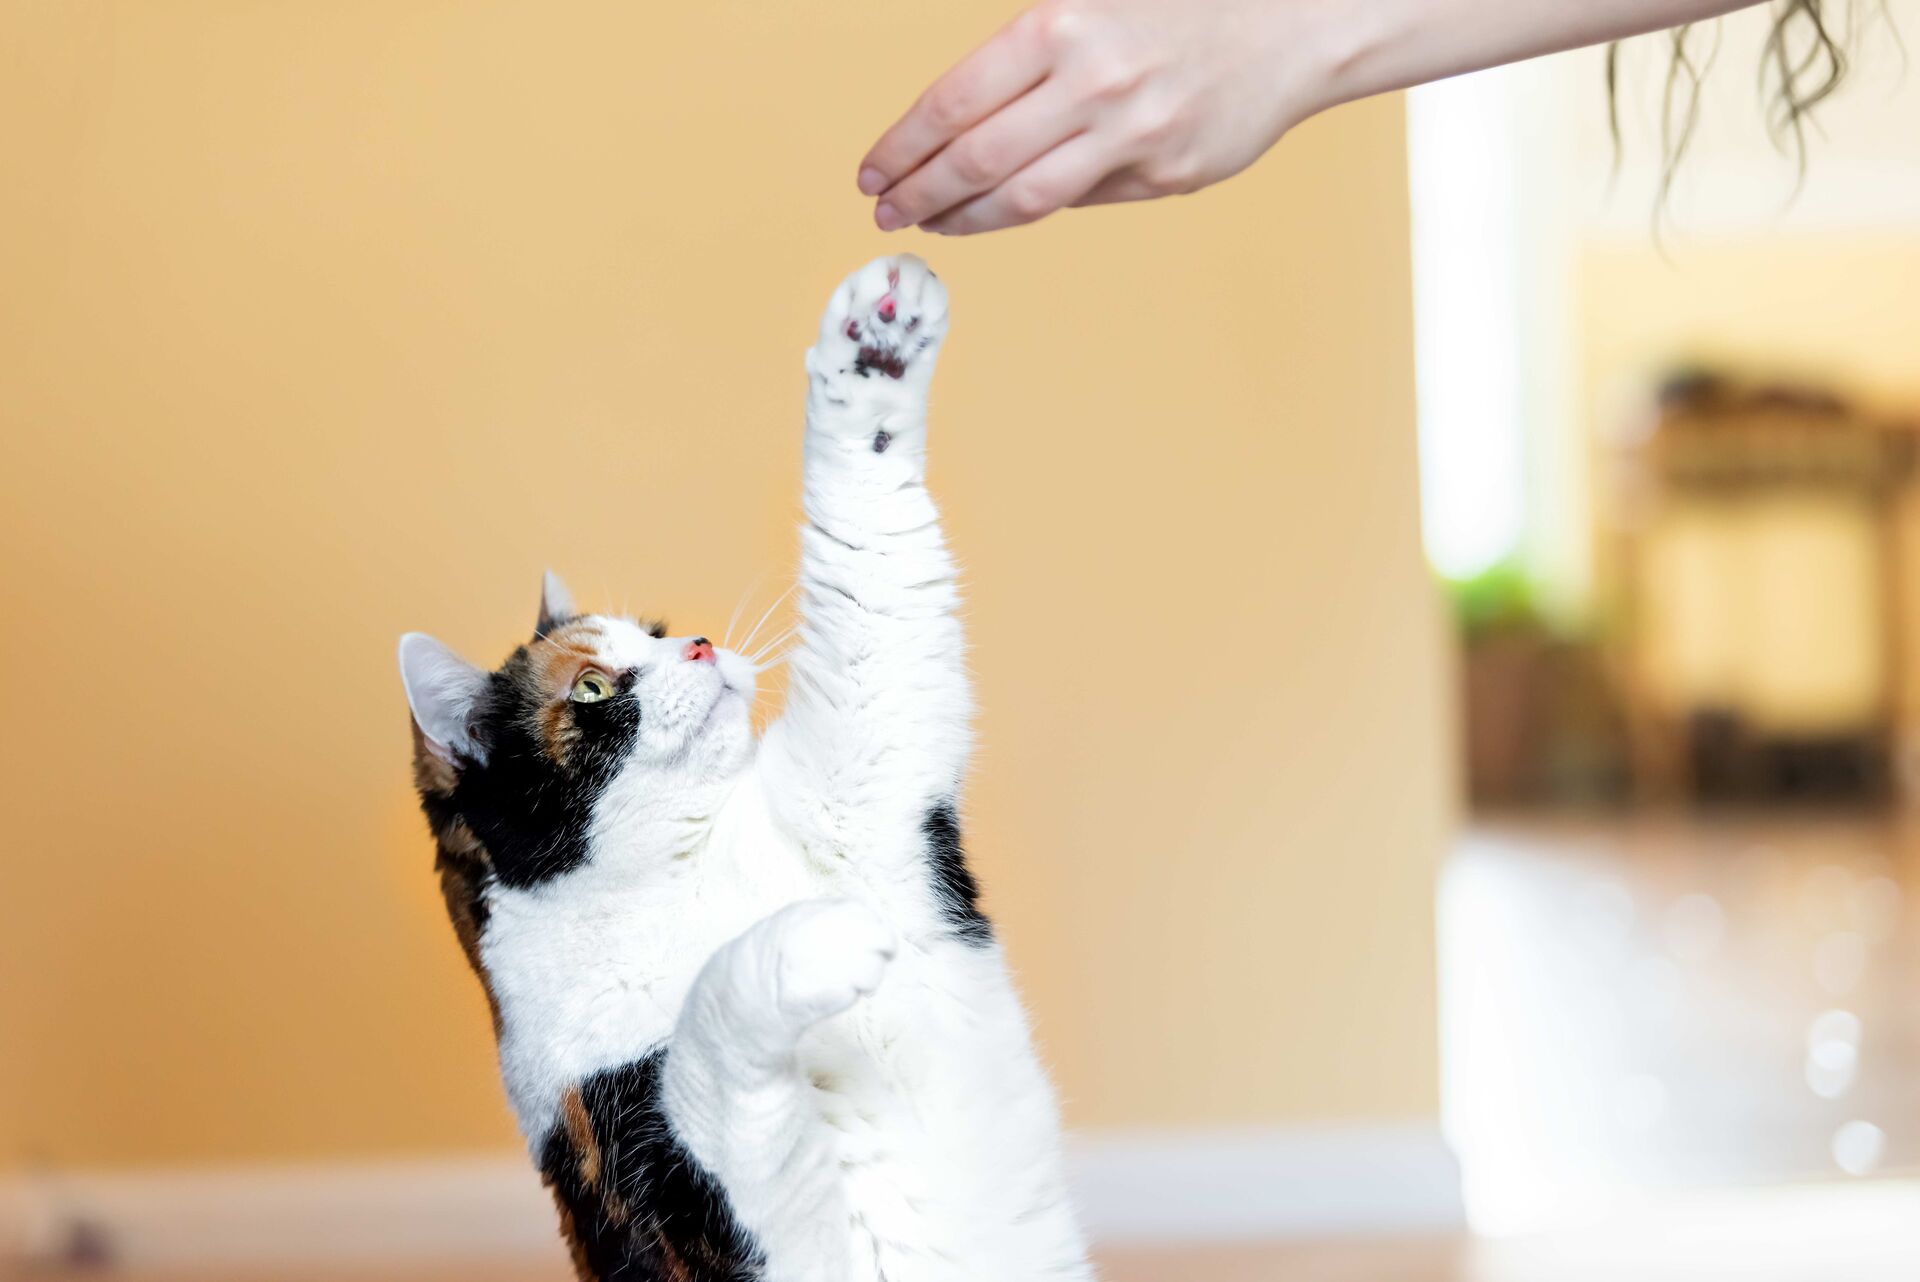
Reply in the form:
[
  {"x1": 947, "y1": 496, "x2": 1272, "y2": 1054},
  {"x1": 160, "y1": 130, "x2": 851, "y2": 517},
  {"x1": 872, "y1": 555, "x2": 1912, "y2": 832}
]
[{"x1": 811, "y1": 255, "x2": 949, "y2": 387}]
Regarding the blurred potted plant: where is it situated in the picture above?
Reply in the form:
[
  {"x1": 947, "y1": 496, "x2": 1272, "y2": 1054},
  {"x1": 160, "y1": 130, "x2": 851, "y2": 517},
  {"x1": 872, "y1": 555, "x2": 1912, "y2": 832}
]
[{"x1": 1453, "y1": 565, "x2": 1627, "y2": 809}]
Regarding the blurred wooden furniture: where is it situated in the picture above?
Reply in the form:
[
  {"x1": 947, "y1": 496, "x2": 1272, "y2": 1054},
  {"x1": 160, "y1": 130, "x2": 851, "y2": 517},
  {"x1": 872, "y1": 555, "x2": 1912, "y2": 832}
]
[{"x1": 1604, "y1": 373, "x2": 1920, "y2": 804}]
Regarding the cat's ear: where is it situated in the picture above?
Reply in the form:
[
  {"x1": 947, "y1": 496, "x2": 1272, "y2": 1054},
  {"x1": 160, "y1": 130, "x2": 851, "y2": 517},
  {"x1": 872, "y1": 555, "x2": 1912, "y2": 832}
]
[
  {"x1": 398, "y1": 633, "x2": 489, "y2": 766},
  {"x1": 537, "y1": 569, "x2": 577, "y2": 637}
]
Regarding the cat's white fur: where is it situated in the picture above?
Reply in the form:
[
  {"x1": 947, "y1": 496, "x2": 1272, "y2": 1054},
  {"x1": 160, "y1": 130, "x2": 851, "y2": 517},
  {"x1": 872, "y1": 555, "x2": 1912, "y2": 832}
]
[{"x1": 402, "y1": 257, "x2": 1091, "y2": 1282}]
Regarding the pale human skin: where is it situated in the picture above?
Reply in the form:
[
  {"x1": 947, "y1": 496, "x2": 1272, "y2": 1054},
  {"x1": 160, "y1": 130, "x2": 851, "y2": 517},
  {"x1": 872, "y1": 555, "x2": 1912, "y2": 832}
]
[{"x1": 858, "y1": 0, "x2": 1767, "y2": 235}]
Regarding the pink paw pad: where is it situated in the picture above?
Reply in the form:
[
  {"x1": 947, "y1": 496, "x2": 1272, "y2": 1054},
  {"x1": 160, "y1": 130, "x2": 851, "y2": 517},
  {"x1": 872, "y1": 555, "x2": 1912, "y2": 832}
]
[{"x1": 876, "y1": 295, "x2": 897, "y2": 323}]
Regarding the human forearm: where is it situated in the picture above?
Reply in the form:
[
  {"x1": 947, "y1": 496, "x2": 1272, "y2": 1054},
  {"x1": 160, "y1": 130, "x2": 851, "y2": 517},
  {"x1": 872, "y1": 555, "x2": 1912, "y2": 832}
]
[
  {"x1": 1317, "y1": 0, "x2": 1764, "y2": 110},
  {"x1": 858, "y1": 0, "x2": 1769, "y2": 236}
]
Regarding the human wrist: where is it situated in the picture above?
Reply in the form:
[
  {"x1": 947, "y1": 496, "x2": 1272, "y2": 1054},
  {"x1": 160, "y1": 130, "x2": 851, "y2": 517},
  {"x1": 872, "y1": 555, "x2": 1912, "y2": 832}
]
[
  {"x1": 1295, "y1": 0, "x2": 1424, "y2": 117},
  {"x1": 1295, "y1": 0, "x2": 1775, "y2": 118}
]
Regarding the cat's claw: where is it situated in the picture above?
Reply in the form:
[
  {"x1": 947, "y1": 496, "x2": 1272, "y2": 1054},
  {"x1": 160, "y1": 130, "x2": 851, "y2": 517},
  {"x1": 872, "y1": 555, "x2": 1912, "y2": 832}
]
[{"x1": 813, "y1": 254, "x2": 949, "y2": 385}]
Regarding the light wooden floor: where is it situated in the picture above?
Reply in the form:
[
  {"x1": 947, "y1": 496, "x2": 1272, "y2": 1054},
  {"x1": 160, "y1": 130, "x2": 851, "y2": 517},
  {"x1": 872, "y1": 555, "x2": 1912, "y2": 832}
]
[
  {"x1": 13, "y1": 1240, "x2": 1461, "y2": 1282},
  {"x1": 15, "y1": 1243, "x2": 1443, "y2": 1282},
  {"x1": 1103, "y1": 1238, "x2": 1463, "y2": 1281},
  {"x1": 23, "y1": 1211, "x2": 1920, "y2": 1282},
  {"x1": 1447, "y1": 814, "x2": 1920, "y2": 1219}
]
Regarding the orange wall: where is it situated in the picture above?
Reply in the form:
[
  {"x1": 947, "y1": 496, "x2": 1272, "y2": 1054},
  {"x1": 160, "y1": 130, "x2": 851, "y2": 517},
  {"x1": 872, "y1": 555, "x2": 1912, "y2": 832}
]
[
  {"x1": 0, "y1": 1, "x2": 1447, "y2": 1167},
  {"x1": 1580, "y1": 236, "x2": 1920, "y2": 414}
]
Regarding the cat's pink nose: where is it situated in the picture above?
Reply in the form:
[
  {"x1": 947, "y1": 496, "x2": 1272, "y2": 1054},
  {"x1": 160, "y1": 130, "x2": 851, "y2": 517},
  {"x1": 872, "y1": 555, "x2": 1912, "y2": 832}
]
[{"x1": 683, "y1": 637, "x2": 715, "y2": 664}]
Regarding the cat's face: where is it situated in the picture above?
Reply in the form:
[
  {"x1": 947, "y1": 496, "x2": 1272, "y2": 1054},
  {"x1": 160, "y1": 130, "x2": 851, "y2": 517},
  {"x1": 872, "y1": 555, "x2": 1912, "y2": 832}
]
[
  {"x1": 399, "y1": 572, "x2": 756, "y2": 891},
  {"x1": 481, "y1": 613, "x2": 757, "y2": 780}
]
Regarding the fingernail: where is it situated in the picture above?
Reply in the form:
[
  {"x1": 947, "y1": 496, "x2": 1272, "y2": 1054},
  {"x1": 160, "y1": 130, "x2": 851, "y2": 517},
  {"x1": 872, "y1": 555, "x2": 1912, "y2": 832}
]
[
  {"x1": 857, "y1": 167, "x2": 887, "y2": 196},
  {"x1": 874, "y1": 202, "x2": 904, "y2": 232}
]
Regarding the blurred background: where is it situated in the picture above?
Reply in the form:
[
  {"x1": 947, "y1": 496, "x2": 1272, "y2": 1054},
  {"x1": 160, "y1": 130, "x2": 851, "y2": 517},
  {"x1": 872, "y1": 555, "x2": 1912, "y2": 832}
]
[
  {"x1": 1414, "y1": 1, "x2": 1920, "y2": 1262},
  {"x1": 0, "y1": 2, "x2": 1915, "y2": 1280}
]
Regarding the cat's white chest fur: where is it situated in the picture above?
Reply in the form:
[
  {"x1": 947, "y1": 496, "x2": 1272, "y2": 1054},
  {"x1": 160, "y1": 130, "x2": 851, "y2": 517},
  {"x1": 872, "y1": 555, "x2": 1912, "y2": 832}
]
[{"x1": 481, "y1": 774, "x2": 812, "y2": 1141}]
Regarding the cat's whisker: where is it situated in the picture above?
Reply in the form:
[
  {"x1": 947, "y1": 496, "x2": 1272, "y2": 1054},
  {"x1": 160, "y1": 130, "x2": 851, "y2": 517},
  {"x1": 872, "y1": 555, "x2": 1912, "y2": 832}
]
[
  {"x1": 747, "y1": 627, "x2": 797, "y2": 667},
  {"x1": 752, "y1": 639, "x2": 796, "y2": 664},
  {"x1": 737, "y1": 582, "x2": 796, "y2": 656},
  {"x1": 738, "y1": 587, "x2": 795, "y2": 656},
  {"x1": 722, "y1": 573, "x2": 768, "y2": 650},
  {"x1": 751, "y1": 651, "x2": 794, "y2": 675},
  {"x1": 748, "y1": 622, "x2": 795, "y2": 654},
  {"x1": 749, "y1": 632, "x2": 799, "y2": 665}
]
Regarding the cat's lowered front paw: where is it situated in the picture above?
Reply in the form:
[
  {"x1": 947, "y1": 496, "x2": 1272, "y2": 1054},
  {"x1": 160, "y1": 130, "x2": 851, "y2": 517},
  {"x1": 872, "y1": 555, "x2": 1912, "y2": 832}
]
[
  {"x1": 810, "y1": 255, "x2": 949, "y2": 388},
  {"x1": 760, "y1": 898, "x2": 898, "y2": 1031}
]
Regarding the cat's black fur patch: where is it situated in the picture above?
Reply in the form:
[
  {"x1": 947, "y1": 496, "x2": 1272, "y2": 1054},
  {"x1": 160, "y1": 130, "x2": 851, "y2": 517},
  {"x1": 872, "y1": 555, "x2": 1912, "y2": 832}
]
[
  {"x1": 922, "y1": 800, "x2": 992, "y2": 945},
  {"x1": 542, "y1": 1052, "x2": 764, "y2": 1282},
  {"x1": 450, "y1": 653, "x2": 644, "y2": 889}
]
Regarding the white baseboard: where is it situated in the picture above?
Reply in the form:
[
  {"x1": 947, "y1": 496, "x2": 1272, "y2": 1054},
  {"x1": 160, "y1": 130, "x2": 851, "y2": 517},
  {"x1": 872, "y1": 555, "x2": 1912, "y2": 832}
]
[
  {"x1": 0, "y1": 1124, "x2": 1463, "y2": 1268},
  {"x1": 1070, "y1": 1124, "x2": 1464, "y2": 1244}
]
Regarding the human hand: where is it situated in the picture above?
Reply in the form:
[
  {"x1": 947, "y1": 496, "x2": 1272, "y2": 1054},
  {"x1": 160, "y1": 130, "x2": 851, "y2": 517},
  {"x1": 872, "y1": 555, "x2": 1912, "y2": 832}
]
[{"x1": 856, "y1": 0, "x2": 1343, "y2": 235}]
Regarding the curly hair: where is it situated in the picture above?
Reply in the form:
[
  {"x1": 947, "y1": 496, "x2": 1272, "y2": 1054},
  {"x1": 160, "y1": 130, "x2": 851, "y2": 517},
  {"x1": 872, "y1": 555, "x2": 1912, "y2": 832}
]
[{"x1": 1608, "y1": 0, "x2": 1877, "y2": 206}]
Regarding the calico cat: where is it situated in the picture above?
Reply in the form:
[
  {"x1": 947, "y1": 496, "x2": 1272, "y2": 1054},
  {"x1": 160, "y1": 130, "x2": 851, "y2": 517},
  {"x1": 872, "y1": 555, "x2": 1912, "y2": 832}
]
[{"x1": 398, "y1": 256, "x2": 1092, "y2": 1282}]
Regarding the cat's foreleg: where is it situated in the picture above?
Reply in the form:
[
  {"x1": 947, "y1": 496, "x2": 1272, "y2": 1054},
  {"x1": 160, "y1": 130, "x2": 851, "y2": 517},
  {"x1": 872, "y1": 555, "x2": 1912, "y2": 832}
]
[
  {"x1": 661, "y1": 898, "x2": 897, "y2": 1282},
  {"x1": 764, "y1": 256, "x2": 970, "y2": 851}
]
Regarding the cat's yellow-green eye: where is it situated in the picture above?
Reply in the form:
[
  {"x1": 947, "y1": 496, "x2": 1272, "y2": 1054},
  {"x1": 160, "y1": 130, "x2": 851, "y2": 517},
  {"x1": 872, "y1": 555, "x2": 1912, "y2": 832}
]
[{"x1": 569, "y1": 670, "x2": 615, "y2": 704}]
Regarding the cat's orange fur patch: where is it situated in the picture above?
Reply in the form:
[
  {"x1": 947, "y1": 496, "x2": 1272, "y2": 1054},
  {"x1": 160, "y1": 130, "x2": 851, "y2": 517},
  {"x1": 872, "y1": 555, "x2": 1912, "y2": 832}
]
[
  {"x1": 436, "y1": 849, "x2": 501, "y2": 1035},
  {"x1": 550, "y1": 1191, "x2": 598, "y2": 1282},
  {"x1": 524, "y1": 622, "x2": 606, "y2": 764},
  {"x1": 562, "y1": 1087, "x2": 602, "y2": 1188},
  {"x1": 409, "y1": 721, "x2": 461, "y2": 797},
  {"x1": 559, "y1": 1085, "x2": 635, "y2": 1227},
  {"x1": 654, "y1": 1231, "x2": 695, "y2": 1282}
]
